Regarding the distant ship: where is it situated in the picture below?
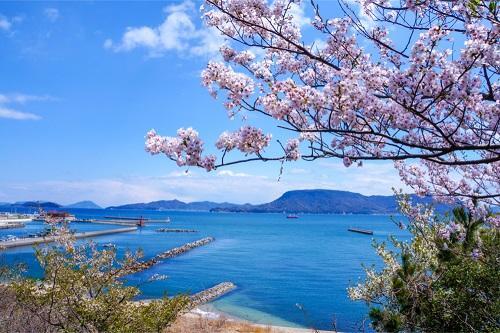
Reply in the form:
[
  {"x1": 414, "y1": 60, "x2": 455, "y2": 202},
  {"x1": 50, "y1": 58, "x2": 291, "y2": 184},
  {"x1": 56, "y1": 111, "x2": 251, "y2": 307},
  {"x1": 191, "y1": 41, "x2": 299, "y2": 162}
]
[{"x1": 286, "y1": 214, "x2": 299, "y2": 219}]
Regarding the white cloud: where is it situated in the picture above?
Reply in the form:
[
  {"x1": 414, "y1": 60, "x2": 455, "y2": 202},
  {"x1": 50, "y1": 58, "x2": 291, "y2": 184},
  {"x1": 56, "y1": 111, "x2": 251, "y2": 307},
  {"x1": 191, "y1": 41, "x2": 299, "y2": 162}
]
[
  {"x1": 217, "y1": 170, "x2": 251, "y2": 177},
  {"x1": 0, "y1": 107, "x2": 41, "y2": 120},
  {"x1": 342, "y1": 0, "x2": 376, "y2": 29},
  {"x1": 1, "y1": 173, "x2": 286, "y2": 206},
  {"x1": 105, "y1": 0, "x2": 224, "y2": 57},
  {"x1": 315, "y1": 161, "x2": 409, "y2": 195},
  {"x1": 0, "y1": 161, "x2": 409, "y2": 206},
  {"x1": 0, "y1": 93, "x2": 54, "y2": 121},
  {"x1": 289, "y1": 2, "x2": 311, "y2": 28},
  {"x1": 0, "y1": 16, "x2": 12, "y2": 31},
  {"x1": 44, "y1": 8, "x2": 60, "y2": 22},
  {"x1": 0, "y1": 93, "x2": 54, "y2": 104}
]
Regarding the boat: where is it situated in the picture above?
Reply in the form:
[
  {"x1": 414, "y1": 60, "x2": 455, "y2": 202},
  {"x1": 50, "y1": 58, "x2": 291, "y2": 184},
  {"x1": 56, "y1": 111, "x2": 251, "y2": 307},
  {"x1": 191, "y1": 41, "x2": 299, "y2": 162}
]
[
  {"x1": 348, "y1": 227, "x2": 373, "y2": 235},
  {"x1": 286, "y1": 214, "x2": 299, "y2": 219}
]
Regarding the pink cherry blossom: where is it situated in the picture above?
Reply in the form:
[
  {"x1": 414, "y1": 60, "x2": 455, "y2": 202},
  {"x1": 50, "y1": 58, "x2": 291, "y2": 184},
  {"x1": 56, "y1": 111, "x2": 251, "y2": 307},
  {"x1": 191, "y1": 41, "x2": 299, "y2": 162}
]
[{"x1": 147, "y1": 0, "x2": 499, "y2": 212}]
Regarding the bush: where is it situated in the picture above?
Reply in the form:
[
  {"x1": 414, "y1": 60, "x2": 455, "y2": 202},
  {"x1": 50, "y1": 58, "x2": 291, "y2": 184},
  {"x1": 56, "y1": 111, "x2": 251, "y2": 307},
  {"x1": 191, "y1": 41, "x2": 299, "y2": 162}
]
[
  {"x1": 1, "y1": 241, "x2": 189, "y2": 333},
  {"x1": 349, "y1": 198, "x2": 500, "y2": 332}
]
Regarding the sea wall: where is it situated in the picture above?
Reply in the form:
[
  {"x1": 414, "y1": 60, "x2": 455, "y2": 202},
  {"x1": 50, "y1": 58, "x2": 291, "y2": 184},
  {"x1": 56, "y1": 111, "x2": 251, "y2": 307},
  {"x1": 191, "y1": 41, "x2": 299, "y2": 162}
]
[
  {"x1": 0, "y1": 227, "x2": 137, "y2": 249},
  {"x1": 190, "y1": 282, "x2": 236, "y2": 307},
  {"x1": 156, "y1": 228, "x2": 197, "y2": 233},
  {"x1": 128, "y1": 237, "x2": 215, "y2": 274},
  {"x1": 0, "y1": 222, "x2": 25, "y2": 230}
]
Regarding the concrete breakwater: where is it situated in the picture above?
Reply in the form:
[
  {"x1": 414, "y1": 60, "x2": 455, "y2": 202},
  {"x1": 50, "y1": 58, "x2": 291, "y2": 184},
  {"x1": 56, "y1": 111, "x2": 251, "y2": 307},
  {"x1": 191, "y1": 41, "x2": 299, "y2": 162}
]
[
  {"x1": 190, "y1": 282, "x2": 236, "y2": 307},
  {"x1": 127, "y1": 237, "x2": 215, "y2": 274},
  {"x1": 0, "y1": 227, "x2": 137, "y2": 249},
  {"x1": 74, "y1": 219, "x2": 139, "y2": 226},
  {"x1": 156, "y1": 228, "x2": 197, "y2": 233}
]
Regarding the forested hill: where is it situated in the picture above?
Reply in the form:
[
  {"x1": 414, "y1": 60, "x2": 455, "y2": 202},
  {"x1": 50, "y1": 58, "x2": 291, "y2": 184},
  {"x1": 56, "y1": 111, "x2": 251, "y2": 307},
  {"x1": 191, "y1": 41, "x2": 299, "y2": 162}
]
[{"x1": 108, "y1": 189, "x2": 443, "y2": 214}]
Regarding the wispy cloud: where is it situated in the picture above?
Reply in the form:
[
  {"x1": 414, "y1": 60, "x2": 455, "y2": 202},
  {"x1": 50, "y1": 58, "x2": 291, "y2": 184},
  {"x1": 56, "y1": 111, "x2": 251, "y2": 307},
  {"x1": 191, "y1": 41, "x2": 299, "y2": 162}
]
[
  {"x1": 0, "y1": 93, "x2": 55, "y2": 104},
  {"x1": 0, "y1": 15, "x2": 11, "y2": 31},
  {"x1": 104, "y1": 0, "x2": 224, "y2": 57},
  {"x1": 0, "y1": 107, "x2": 41, "y2": 120},
  {"x1": 0, "y1": 161, "x2": 408, "y2": 206},
  {"x1": 315, "y1": 161, "x2": 409, "y2": 194},
  {"x1": 0, "y1": 14, "x2": 23, "y2": 32},
  {"x1": 0, "y1": 93, "x2": 55, "y2": 120},
  {"x1": 44, "y1": 8, "x2": 60, "y2": 22}
]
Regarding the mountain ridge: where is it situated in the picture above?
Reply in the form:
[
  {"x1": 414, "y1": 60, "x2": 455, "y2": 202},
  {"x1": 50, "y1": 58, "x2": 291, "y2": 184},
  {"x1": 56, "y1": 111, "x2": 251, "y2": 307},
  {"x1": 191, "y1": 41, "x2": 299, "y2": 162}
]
[
  {"x1": 0, "y1": 190, "x2": 447, "y2": 214},
  {"x1": 106, "y1": 189, "x2": 443, "y2": 214},
  {"x1": 64, "y1": 201, "x2": 102, "y2": 209}
]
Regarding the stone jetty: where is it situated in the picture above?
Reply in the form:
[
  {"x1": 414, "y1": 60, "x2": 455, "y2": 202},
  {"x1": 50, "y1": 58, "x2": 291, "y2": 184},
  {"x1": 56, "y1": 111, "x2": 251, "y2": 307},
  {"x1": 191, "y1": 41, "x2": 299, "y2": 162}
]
[
  {"x1": 127, "y1": 237, "x2": 215, "y2": 274},
  {"x1": 156, "y1": 228, "x2": 198, "y2": 233},
  {"x1": 190, "y1": 282, "x2": 237, "y2": 307}
]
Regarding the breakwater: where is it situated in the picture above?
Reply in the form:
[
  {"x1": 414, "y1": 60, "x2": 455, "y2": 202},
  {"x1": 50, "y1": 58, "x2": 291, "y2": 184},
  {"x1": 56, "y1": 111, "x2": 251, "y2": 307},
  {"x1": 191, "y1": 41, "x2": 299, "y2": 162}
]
[
  {"x1": 347, "y1": 227, "x2": 373, "y2": 235},
  {"x1": 127, "y1": 237, "x2": 215, "y2": 274},
  {"x1": 190, "y1": 282, "x2": 236, "y2": 307},
  {"x1": 156, "y1": 228, "x2": 197, "y2": 233},
  {"x1": 74, "y1": 219, "x2": 139, "y2": 226},
  {"x1": 0, "y1": 227, "x2": 137, "y2": 249}
]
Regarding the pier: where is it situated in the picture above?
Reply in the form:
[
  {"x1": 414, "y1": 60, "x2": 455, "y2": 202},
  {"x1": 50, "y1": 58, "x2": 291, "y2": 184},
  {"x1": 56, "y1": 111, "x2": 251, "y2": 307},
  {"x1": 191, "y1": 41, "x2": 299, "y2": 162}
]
[
  {"x1": 0, "y1": 222, "x2": 25, "y2": 230},
  {"x1": 104, "y1": 216, "x2": 149, "y2": 221},
  {"x1": 74, "y1": 219, "x2": 142, "y2": 226},
  {"x1": 74, "y1": 218, "x2": 170, "y2": 226},
  {"x1": 127, "y1": 237, "x2": 215, "y2": 274},
  {"x1": 156, "y1": 228, "x2": 197, "y2": 233},
  {"x1": 0, "y1": 227, "x2": 137, "y2": 249},
  {"x1": 190, "y1": 282, "x2": 236, "y2": 306}
]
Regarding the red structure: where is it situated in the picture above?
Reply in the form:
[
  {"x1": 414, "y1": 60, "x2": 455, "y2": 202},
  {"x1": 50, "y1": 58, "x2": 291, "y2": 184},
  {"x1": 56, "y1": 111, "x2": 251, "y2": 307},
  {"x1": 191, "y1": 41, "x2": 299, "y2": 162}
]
[{"x1": 137, "y1": 217, "x2": 145, "y2": 227}]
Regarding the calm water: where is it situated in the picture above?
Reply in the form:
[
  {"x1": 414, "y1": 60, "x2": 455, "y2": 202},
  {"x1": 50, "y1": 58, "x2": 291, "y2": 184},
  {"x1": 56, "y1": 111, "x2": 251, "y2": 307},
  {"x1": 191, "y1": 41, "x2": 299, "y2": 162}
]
[{"x1": 0, "y1": 209, "x2": 409, "y2": 331}]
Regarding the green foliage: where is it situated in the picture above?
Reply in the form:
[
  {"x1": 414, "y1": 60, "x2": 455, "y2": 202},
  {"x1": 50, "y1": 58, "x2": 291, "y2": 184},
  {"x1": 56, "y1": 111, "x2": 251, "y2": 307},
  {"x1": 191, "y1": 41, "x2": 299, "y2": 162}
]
[
  {"x1": 8, "y1": 242, "x2": 189, "y2": 332},
  {"x1": 351, "y1": 203, "x2": 500, "y2": 332}
]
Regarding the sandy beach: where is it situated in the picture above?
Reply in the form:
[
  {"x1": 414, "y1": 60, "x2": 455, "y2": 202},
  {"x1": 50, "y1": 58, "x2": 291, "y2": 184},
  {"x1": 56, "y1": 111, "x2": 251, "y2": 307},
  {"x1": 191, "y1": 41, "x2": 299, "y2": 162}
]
[{"x1": 166, "y1": 307, "x2": 336, "y2": 333}]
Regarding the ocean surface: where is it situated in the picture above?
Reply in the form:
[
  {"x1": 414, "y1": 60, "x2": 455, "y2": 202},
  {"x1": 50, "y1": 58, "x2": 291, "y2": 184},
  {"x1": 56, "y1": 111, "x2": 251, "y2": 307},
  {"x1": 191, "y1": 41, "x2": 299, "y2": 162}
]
[{"x1": 0, "y1": 209, "x2": 410, "y2": 331}]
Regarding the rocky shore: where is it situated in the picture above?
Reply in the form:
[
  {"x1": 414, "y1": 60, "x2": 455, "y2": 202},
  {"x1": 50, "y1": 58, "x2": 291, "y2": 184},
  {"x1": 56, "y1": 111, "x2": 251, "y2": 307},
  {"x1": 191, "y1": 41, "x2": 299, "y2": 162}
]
[{"x1": 127, "y1": 237, "x2": 215, "y2": 274}]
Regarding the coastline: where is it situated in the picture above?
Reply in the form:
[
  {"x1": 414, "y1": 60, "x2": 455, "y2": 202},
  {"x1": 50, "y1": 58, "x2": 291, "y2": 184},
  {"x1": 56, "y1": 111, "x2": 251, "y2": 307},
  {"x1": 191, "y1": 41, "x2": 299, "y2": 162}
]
[{"x1": 178, "y1": 306, "x2": 336, "y2": 333}]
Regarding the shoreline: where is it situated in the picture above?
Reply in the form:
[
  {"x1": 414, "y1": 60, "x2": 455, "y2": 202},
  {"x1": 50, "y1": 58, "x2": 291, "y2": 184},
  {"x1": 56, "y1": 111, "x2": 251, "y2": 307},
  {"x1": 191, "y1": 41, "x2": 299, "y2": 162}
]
[{"x1": 181, "y1": 306, "x2": 336, "y2": 333}]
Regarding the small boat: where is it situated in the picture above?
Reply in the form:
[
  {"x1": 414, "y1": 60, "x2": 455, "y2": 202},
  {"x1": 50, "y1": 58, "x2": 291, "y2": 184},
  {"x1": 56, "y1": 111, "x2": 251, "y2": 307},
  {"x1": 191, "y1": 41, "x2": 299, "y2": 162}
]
[
  {"x1": 348, "y1": 227, "x2": 373, "y2": 235},
  {"x1": 286, "y1": 214, "x2": 299, "y2": 219}
]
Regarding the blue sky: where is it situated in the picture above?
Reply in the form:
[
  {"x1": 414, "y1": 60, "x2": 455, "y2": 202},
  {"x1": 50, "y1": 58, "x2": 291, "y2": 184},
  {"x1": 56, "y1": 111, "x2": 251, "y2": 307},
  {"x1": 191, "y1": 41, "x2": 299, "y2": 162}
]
[{"x1": 0, "y1": 1, "x2": 405, "y2": 206}]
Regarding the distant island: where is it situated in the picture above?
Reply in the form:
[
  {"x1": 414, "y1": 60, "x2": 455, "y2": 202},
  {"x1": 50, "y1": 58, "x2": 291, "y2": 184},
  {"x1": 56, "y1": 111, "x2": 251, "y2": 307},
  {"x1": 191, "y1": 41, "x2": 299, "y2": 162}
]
[
  {"x1": 0, "y1": 200, "x2": 102, "y2": 210},
  {"x1": 107, "y1": 190, "x2": 443, "y2": 214},
  {"x1": 64, "y1": 201, "x2": 102, "y2": 209},
  {"x1": 0, "y1": 190, "x2": 446, "y2": 214}
]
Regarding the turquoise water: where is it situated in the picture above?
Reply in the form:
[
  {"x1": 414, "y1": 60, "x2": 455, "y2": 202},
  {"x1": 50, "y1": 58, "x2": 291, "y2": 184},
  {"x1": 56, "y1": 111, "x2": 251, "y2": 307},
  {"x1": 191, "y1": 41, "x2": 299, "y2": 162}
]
[{"x1": 0, "y1": 209, "x2": 409, "y2": 331}]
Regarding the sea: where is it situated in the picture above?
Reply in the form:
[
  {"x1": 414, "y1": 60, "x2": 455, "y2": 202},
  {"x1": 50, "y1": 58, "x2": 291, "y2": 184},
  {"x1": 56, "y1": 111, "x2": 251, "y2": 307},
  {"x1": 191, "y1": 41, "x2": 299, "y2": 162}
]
[{"x1": 0, "y1": 209, "x2": 410, "y2": 331}]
